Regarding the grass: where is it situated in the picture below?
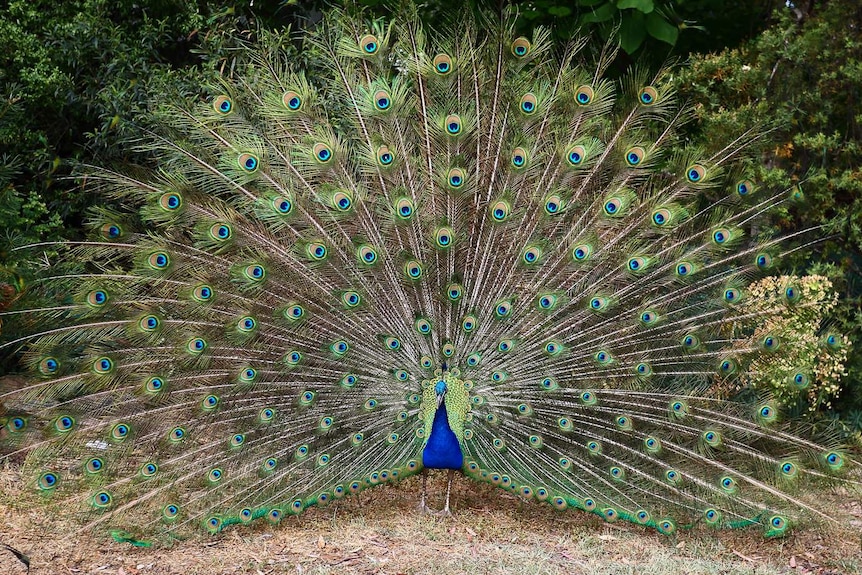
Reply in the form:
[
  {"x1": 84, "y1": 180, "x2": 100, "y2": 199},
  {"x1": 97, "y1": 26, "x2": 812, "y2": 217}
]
[{"x1": 1, "y1": 467, "x2": 861, "y2": 574}]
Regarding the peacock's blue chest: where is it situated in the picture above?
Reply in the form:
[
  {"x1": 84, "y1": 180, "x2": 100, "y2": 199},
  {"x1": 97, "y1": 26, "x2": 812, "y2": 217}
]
[{"x1": 421, "y1": 404, "x2": 464, "y2": 470}]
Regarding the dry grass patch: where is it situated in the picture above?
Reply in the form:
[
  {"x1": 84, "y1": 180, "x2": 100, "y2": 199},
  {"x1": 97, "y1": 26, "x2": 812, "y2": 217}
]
[{"x1": 1, "y1": 466, "x2": 860, "y2": 574}]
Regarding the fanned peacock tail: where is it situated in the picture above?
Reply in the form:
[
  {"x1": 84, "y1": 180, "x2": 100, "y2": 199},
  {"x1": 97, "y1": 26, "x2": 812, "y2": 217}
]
[{"x1": 0, "y1": 5, "x2": 856, "y2": 542}]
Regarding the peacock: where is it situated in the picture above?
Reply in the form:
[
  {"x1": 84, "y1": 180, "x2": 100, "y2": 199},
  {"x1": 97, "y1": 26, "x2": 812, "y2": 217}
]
[{"x1": 0, "y1": 3, "x2": 856, "y2": 545}]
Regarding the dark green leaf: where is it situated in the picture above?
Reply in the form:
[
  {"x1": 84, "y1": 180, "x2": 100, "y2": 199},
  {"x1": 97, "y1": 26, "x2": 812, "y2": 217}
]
[
  {"x1": 580, "y1": 2, "x2": 616, "y2": 24},
  {"x1": 645, "y1": 11, "x2": 679, "y2": 45},
  {"x1": 619, "y1": 10, "x2": 647, "y2": 54},
  {"x1": 617, "y1": 0, "x2": 654, "y2": 14}
]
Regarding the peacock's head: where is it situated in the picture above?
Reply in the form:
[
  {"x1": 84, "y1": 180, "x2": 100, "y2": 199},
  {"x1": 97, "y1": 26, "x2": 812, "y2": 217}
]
[{"x1": 435, "y1": 377, "x2": 448, "y2": 407}]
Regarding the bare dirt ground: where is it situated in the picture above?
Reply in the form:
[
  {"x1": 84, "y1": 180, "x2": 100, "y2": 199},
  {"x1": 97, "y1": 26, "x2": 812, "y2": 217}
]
[{"x1": 1, "y1": 466, "x2": 860, "y2": 575}]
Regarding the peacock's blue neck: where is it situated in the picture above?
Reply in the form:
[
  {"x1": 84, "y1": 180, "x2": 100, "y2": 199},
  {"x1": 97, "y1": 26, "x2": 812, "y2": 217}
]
[{"x1": 421, "y1": 403, "x2": 464, "y2": 470}]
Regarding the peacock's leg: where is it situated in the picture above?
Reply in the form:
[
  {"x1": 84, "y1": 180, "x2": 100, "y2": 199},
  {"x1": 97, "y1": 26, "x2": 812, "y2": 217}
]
[
  {"x1": 419, "y1": 469, "x2": 430, "y2": 513},
  {"x1": 441, "y1": 469, "x2": 455, "y2": 515}
]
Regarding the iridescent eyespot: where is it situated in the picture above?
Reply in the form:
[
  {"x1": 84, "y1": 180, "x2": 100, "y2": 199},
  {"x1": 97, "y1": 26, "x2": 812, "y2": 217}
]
[
  {"x1": 625, "y1": 146, "x2": 645, "y2": 166},
  {"x1": 238, "y1": 368, "x2": 257, "y2": 383},
  {"x1": 572, "y1": 244, "x2": 592, "y2": 261},
  {"x1": 636, "y1": 510, "x2": 651, "y2": 524},
  {"x1": 589, "y1": 296, "x2": 608, "y2": 311},
  {"x1": 627, "y1": 256, "x2": 647, "y2": 272},
  {"x1": 441, "y1": 342, "x2": 455, "y2": 357},
  {"x1": 244, "y1": 264, "x2": 266, "y2": 281},
  {"x1": 331, "y1": 340, "x2": 349, "y2": 355},
  {"x1": 575, "y1": 85, "x2": 593, "y2": 105},
  {"x1": 202, "y1": 394, "x2": 219, "y2": 410},
  {"x1": 444, "y1": 114, "x2": 462, "y2": 135},
  {"x1": 364, "y1": 398, "x2": 379, "y2": 410},
  {"x1": 580, "y1": 391, "x2": 596, "y2": 405},
  {"x1": 282, "y1": 90, "x2": 302, "y2": 111},
  {"x1": 736, "y1": 179, "x2": 755, "y2": 196},
  {"x1": 435, "y1": 227, "x2": 454, "y2": 248},
  {"x1": 497, "y1": 339, "x2": 514, "y2": 352},
  {"x1": 333, "y1": 292, "x2": 358, "y2": 312},
  {"x1": 675, "y1": 261, "x2": 694, "y2": 277},
  {"x1": 686, "y1": 164, "x2": 706, "y2": 183},
  {"x1": 511, "y1": 147, "x2": 528, "y2": 168},
  {"x1": 38, "y1": 357, "x2": 59, "y2": 375},
  {"x1": 372, "y1": 90, "x2": 392, "y2": 112},
  {"x1": 400, "y1": 259, "x2": 422, "y2": 280},
  {"x1": 384, "y1": 336, "x2": 401, "y2": 351},
  {"x1": 544, "y1": 194, "x2": 562, "y2": 215},
  {"x1": 703, "y1": 430, "x2": 722, "y2": 447},
  {"x1": 603, "y1": 197, "x2": 623, "y2": 216},
  {"x1": 644, "y1": 436, "x2": 661, "y2": 453},
  {"x1": 446, "y1": 283, "x2": 463, "y2": 301},
  {"x1": 461, "y1": 315, "x2": 477, "y2": 332},
  {"x1": 541, "y1": 377, "x2": 558, "y2": 391},
  {"x1": 340, "y1": 374, "x2": 358, "y2": 389},
  {"x1": 719, "y1": 358, "x2": 737, "y2": 374},
  {"x1": 544, "y1": 341, "x2": 562, "y2": 356},
  {"x1": 376, "y1": 145, "x2": 394, "y2": 166},
  {"x1": 38, "y1": 472, "x2": 59, "y2": 490},
  {"x1": 490, "y1": 200, "x2": 511, "y2": 222},
  {"x1": 209, "y1": 223, "x2": 232, "y2": 241},
  {"x1": 651, "y1": 207, "x2": 671, "y2": 227},
  {"x1": 432, "y1": 53, "x2": 452, "y2": 75},
  {"x1": 720, "y1": 476, "x2": 737, "y2": 493},
  {"x1": 670, "y1": 401, "x2": 688, "y2": 416},
  {"x1": 447, "y1": 167, "x2": 465, "y2": 189},
  {"x1": 189, "y1": 284, "x2": 213, "y2": 304},
  {"x1": 144, "y1": 376, "x2": 165, "y2": 394},
  {"x1": 259, "y1": 408, "x2": 275, "y2": 423},
  {"x1": 237, "y1": 153, "x2": 259, "y2": 172},
  {"x1": 519, "y1": 93, "x2": 537, "y2": 115},
  {"x1": 357, "y1": 245, "x2": 378, "y2": 265},
  {"x1": 635, "y1": 362, "x2": 652, "y2": 376},
  {"x1": 111, "y1": 422, "x2": 130, "y2": 440},
  {"x1": 54, "y1": 415, "x2": 75, "y2": 432},
  {"x1": 784, "y1": 283, "x2": 801, "y2": 303},
  {"x1": 415, "y1": 318, "x2": 432, "y2": 335},
  {"x1": 93, "y1": 491, "x2": 113, "y2": 509},
  {"x1": 762, "y1": 334, "x2": 780, "y2": 351},
  {"x1": 566, "y1": 145, "x2": 586, "y2": 166},
  {"x1": 139, "y1": 314, "x2": 160, "y2": 332},
  {"x1": 273, "y1": 196, "x2": 293, "y2": 215},
  {"x1": 313, "y1": 143, "x2": 333, "y2": 163},
  {"x1": 723, "y1": 288, "x2": 741, "y2": 303},
  {"x1": 639, "y1": 86, "x2": 658, "y2": 105},
  {"x1": 522, "y1": 246, "x2": 542, "y2": 264},
  {"x1": 213, "y1": 95, "x2": 232, "y2": 115},
  {"x1": 86, "y1": 289, "x2": 108, "y2": 307},
  {"x1": 755, "y1": 252, "x2": 773, "y2": 269},
  {"x1": 824, "y1": 451, "x2": 844, "y2": 470},
  {"x1": 8, "y1": 417, "x2": 26, "y2": 432},
  {"x1": 169, "y1": 427, "x2": 186, "y2": 442},
  {"x1": 331, "y1": 190, "x2": 352, "y2": 212},
  {"x1": 147, "y1": 251, "x2": 170, "y2": 269},
  {"x1": 140, "y1": 462, "x2": 158, "y2": 478},
  {"x1": 538, "y1": 294, "x2": 557, "y2": 310},
  {"x1": 682, "y1": 333, "x2": 700, "y2": 349},
  {"x1": 163, "y1": 504, "x2": 180, "y2": 521},
  {"x1": 511, "y1": 37, "x2": 531, "y2": 57},
  {"x1": 780, "y1": 461, "x2": 798, "y2": 477},
  {"x1": 790, "y1": 371, "x2": 810, "y2": 389},
  {"x1": 100, "y1": 223, "x2": 123, "y2": 239},
  {"x1": 704, "y1": 508, "x2": 721, "y2": 525},
  {"x1": 758, "y1": 404, "x2": 777, "y2": 422},
  {"x1": 394, "y1": 197, "x2": 415, "y2": 219},
  {"x1": 93, "y1": 357, "x2": 113, "y2": 374},
  {"x1": 495, "y1": 300, "x2": 512, "y2": 318},
  {"x1": 159, "y1": 192, "x2": 182, "y2": 211},
  {"x1": 359, "y1": 34, "x2": 379, "y2": 54}
]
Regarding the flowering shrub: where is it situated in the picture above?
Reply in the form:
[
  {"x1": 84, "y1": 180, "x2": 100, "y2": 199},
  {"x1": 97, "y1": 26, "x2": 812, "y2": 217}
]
[{"x1": 737, "y1": 275, "x2": 850, "y2": 413}]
